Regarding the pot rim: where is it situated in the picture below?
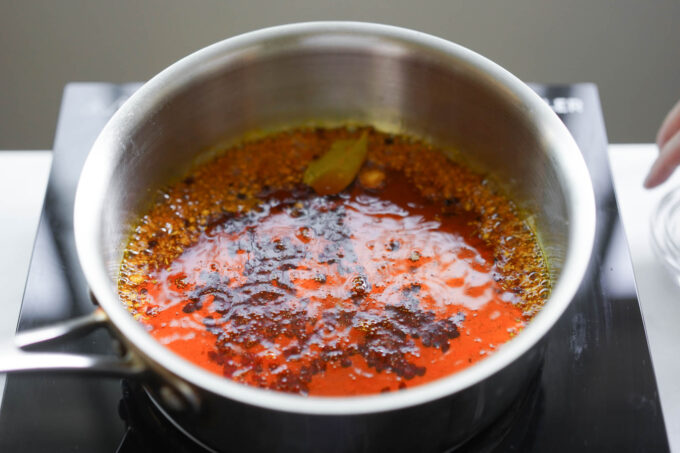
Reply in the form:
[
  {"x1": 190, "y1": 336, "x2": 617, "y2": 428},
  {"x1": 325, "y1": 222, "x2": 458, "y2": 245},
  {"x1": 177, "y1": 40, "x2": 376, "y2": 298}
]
[{"x1": 74, "y1": 21, "x2": 595, "y2": 415}]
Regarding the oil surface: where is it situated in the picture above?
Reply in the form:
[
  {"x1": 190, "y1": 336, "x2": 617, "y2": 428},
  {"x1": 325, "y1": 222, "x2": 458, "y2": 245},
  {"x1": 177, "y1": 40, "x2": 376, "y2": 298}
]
[{"x1": 119, "y1": 127, "x2": 550, "y2": 396}]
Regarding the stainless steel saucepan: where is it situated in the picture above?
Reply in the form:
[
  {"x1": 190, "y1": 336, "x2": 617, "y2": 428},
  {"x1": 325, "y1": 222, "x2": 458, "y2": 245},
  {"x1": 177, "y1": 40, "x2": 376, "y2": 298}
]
[{"x1": 0, "y1": 22, "x2": 595, "y2": 452}]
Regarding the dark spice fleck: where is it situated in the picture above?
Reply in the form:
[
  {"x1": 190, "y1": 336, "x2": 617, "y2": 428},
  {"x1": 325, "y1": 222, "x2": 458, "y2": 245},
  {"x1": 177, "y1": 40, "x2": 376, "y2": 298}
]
[{"x1": 386, "y1": 240, "x2": 400, "y2": 251}]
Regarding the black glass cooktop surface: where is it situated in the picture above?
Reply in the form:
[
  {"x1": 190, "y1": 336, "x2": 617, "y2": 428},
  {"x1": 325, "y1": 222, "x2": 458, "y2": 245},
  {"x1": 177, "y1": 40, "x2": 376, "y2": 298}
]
[{"x1": 0, "y1": 83, "x2": 669, "y2": 452}]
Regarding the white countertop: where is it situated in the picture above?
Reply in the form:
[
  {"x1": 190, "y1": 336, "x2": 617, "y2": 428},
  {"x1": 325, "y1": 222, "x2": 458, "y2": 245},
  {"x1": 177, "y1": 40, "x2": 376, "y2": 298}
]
[
  {"x1": 0, "y1": 151, "x2": 52, "y2": 406},
  {"x1": 0, "y1": 146, "x2": 677, "y2": 449},
  {"x1": 609, "y1": 144, "x2": 680, "y2": 452}
]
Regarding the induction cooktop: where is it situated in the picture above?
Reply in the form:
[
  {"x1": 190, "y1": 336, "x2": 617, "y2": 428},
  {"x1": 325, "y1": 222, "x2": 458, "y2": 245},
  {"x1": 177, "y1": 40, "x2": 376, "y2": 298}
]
[{"x1": 0, "y1": 83, "x2": 668, "y2": 452}]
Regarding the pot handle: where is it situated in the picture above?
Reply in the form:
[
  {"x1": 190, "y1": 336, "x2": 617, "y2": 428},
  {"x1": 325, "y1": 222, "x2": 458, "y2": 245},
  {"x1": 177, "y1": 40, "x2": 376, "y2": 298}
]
[{"x1": 0, "y1": 308, "x2": 145, "y2": 376}]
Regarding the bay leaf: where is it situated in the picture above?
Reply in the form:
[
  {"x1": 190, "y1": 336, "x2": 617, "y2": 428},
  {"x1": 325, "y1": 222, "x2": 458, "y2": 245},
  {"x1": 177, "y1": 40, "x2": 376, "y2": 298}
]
[{"x1": 303, "y1": 131, "x2": 368, "y2": 195}]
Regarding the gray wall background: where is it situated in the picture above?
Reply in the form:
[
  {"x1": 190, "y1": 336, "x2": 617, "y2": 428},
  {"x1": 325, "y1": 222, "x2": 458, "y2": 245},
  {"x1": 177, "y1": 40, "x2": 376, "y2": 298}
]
[{"x1": 1, "y1": 0, "x2": 679, "y2": 149}]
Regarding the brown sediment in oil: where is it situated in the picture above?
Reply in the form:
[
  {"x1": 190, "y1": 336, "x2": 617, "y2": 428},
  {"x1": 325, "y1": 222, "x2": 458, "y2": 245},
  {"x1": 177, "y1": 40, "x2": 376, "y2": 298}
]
[{"x1": 118, "y1": 126, "x2": 550, "y2": 396}]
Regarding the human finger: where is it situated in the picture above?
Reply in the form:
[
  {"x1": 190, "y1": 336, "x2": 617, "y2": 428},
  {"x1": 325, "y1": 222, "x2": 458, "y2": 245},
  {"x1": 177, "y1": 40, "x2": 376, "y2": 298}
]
[
  {"x1": 657, "y1": 98, "x2": 680, "y2": 149},
  {"x1": 644, "y1": 129, "x2": 680, "y2": 188}
]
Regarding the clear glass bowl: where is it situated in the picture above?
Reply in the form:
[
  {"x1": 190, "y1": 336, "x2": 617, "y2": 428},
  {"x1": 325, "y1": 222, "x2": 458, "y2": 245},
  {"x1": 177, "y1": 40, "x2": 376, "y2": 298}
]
[{"x1": 651, "y1": 187, "x2": 680, "y2": 286}]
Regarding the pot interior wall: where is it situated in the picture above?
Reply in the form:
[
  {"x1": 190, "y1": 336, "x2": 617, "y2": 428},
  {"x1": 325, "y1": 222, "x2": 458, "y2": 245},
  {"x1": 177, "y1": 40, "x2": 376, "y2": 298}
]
[{"x1": 102, "y1": 38, "x2": 568, "y2": 294}]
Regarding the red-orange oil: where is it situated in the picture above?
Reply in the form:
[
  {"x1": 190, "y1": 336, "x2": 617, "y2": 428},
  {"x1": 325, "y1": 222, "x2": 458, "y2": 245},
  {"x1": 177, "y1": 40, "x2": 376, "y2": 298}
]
[
  {"x1": 137, "y1": 172, "x2": 526, "y2": 395},
  {"x1": 118, "y1": 126, "x2": 549, "y2": 396}
]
